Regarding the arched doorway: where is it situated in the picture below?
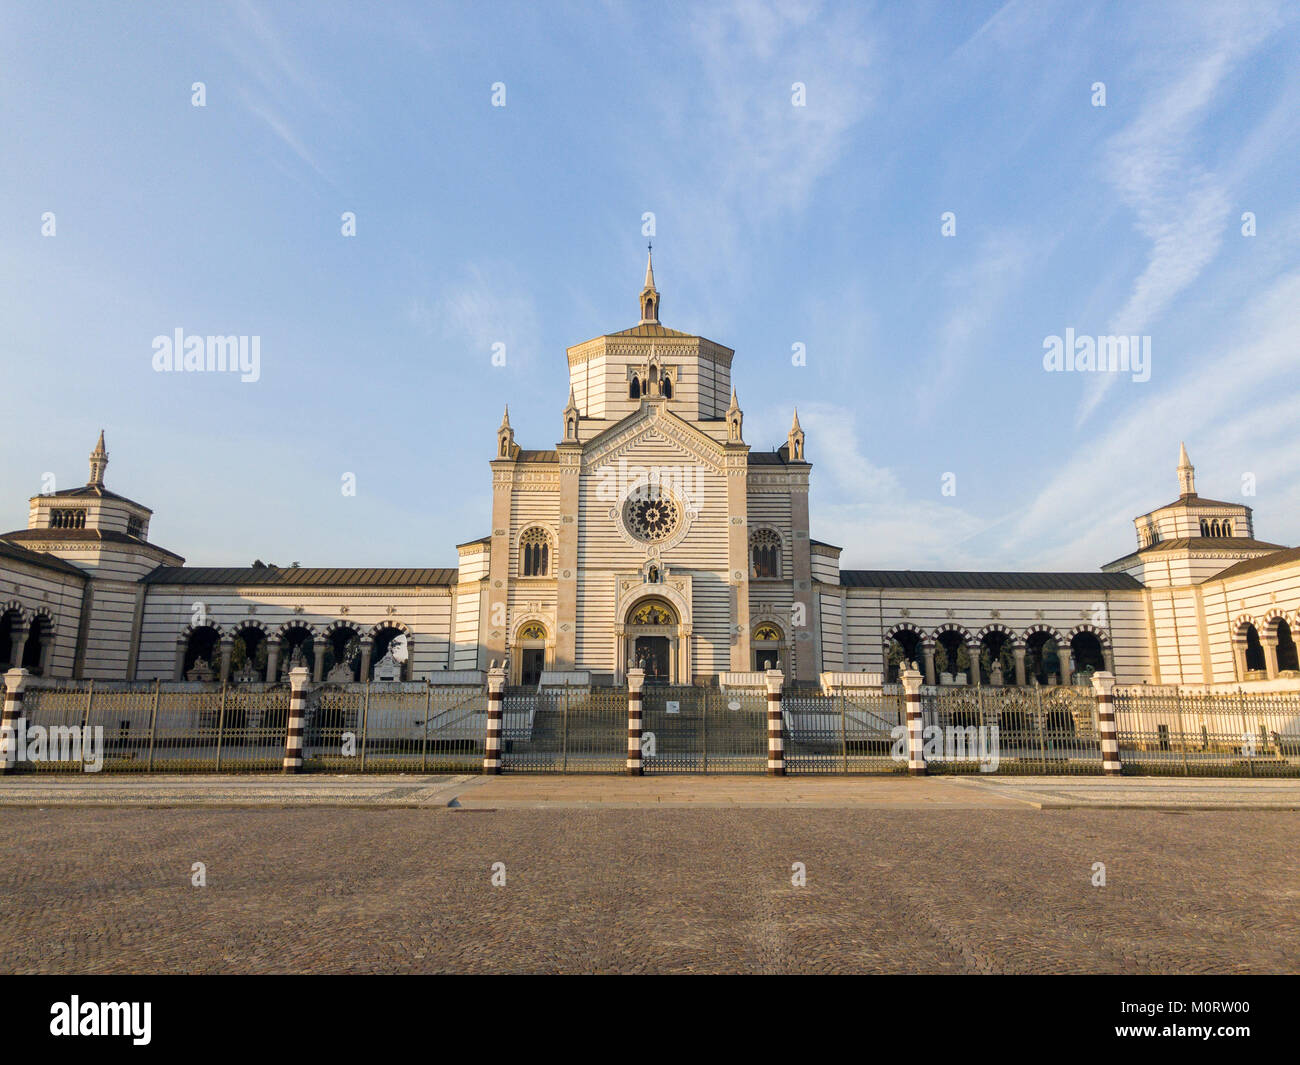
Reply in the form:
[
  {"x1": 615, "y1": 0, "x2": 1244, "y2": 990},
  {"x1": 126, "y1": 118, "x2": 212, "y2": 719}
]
[
  {"x1": 1276, "y1": 620, "x2": 1299, "y2": 674},
  {"x1": 751, "y1": 622, "x2": 783, "y2": 672},
  {"x1": 625, "y1": 599, "x2": 679, "y2": 685},
  {"x1": 884, "y1": 628, "x2": 923, "y2": 683},
  {"x1": 1069, "y1": 630, "x2": 1106, "y2": 681},
  {"x1": 514, "y1": 620, "x2": 550, "y2": 687}
]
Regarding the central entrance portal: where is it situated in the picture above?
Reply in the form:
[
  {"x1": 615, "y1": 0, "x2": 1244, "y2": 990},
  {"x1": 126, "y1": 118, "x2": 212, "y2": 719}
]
[
  {"x1": 634, "y1": 635, "x2": 670, "y2": 685},
  {"x1": 622, "y1": 597, "x2": 683, "y2": 685}
]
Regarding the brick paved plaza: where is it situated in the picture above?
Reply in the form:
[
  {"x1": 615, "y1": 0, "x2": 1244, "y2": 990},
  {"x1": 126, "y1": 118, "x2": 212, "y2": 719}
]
[{"x1": 1, "y1": 779, "x2": 1296, "y2": 973}]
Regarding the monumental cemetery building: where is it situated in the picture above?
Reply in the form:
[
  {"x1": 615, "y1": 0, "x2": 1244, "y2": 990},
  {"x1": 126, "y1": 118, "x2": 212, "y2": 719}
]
[{"x1": 4, "y1": 256, "x2": 1300, "y2": 692}]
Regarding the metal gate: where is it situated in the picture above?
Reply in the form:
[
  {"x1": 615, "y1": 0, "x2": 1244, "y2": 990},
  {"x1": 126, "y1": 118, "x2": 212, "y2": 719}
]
[
  {"x1": 924, "y1": 685, "x2": 1102, "y2": 774},
  {"x1": 639, "y1": 686, "x2": 767, "y2": 773},
  {"x1": 502, "y1": 685, "x2": 625, "y2": 772},
  {"x1": 783, "y1": 690, "x2": 906, "y2": 774}
]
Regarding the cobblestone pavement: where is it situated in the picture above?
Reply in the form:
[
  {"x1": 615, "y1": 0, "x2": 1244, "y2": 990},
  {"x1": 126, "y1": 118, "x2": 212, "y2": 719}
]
[{"x1": 1, "y1": 806, "x2": 1295, "y2": 973}]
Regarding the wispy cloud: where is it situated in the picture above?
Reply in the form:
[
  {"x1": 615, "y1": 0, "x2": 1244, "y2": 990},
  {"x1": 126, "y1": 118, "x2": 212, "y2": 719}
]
[
  {"x1": 409, "y1": 264, "x2": 541, "y2": 369},
  {"x1": 1076, "y1": 3, "x2": 1285, "y2": 424}
]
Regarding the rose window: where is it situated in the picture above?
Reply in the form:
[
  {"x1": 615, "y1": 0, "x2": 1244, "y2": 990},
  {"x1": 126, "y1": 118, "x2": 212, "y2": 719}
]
[{"x1": 622, "y1": 488, "x2": 682, "y2": 543}]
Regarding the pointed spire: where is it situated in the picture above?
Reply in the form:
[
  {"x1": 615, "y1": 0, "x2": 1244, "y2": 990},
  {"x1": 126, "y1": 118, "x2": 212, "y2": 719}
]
[
  {"x1": 639, "y1": 243, "x2": 660, "y2": 324},
  {"x1": 787, "y1": 408, "x2": 805, "y2": 462},
  {"x1": 500, "y1": 405, "x2": 511, "y2": 429},
  {"x1": 1177, "y1": 441, "x2": 1195, "y2": 496},
  {"x1": 727, "y1": 388, "x2": 739, "y2": 413},
  {"x1": 497, "y1": 405, "x2": 516, "y2": 458},
  {"x1": 563, "y1": 387, "x2": 579, "y2": 442},
  {"x1": 88, "y1": 429, "x2": 108, "y2": 487}
]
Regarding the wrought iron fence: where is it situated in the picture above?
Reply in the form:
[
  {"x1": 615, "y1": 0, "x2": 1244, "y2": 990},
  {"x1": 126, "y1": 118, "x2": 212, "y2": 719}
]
[
  {"x1": 923, "y1": 685, "x2": 1103, "y2": 775},
  {"x1": 1113, "y1": 687, "x2": 1300, "y2": 777},
  {"x1": 501, "y1": 685, "x2": 625, "y2": 772},
  {"x1": 11, "y1": 678, "x2": 1300, "y2": 777},
  {"x1": 783, "y1": 691, "x2": 905, "y2": 773},
  {"x1": 640, "y1": 686, "x2": 768, "y2": 773}
]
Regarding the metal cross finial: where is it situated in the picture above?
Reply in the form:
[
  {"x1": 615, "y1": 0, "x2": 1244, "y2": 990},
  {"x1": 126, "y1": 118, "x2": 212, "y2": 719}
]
[{"x1": 647, "y1": 240, "x2": 652, "y2": 253}]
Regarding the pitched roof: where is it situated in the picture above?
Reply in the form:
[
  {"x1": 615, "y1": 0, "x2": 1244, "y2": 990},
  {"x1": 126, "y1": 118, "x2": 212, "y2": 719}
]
[
  {"x1": 605, "y1": 323, "x2": 697, "y2": 338},
  {"x1": 2, "y1": 527, "x2": 174, "y2": 552},
  {"x1": 1149, "y1": 493, "x2": 1251, "y2": 514},
  {"x1": 41, "y1": 484, "x2": 152, "y2": 511},
  {"x1": 0, "y1": 539, "x2": 87, "y2": 578},
  {"x1": 141, "y1": 566, "x2": 457, "y2": 587},
  {"x1": 516, "y1": 449, "x2": 559, "y2": 463},
  {"x1": 1204, "y1": 546, "x2": 1300, "y2": 584},
  {"x1": 1102, "y1": 536, "x2": 1287, "y2": 569},
  {"x1": 840, "y1": 570, "x2": 1143, "y2": 591}
]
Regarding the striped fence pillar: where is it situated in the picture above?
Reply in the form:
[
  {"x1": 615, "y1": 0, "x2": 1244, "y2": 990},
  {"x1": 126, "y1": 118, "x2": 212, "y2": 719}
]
[
  {"x1": 1, "y1": 668, "x2": 29, "y2": 775},
  {"x1": 483, "y1": 666, "x2": 506, "y2": 774},
  {"x1": 1090, "y1": 670, "x2": 1121, "y2": 776},
  {"x1": 282, "y1": 665, "x2": 310, "y2": 774},
  {"x1": 901, "y1": 665, "x2": 926, "y2": 775},
  {"x1": 765, "y1": 668, "x2": 785, "y2": 776},
  {"x1": 626, "y1": 668, "x2": 645, "y2": 775}
]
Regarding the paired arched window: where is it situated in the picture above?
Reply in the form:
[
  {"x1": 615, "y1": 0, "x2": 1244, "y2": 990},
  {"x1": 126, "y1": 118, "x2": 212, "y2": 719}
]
[
  {"x1": 520, "y1": 527, "x2": 551, "y2": 577},
  {"x1": 750, "y1": 530, "x2": 782, "y2": 579},
  {"x1": 629, "y1": 376, "x2": 641, "y2": 399}
]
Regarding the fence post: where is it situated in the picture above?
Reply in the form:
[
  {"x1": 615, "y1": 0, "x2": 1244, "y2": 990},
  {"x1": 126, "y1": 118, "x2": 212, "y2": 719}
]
[
  {"x1": 146, "y1": 678, "x2": 160, "y2": 772},
  {"x1": 626, "y1": 668, "x2": 645, "y2": 776},
  {"x1": 0, "y1": 668, "x2": 29, "y2": 775},
  {"x1": 421, "y1": 680, "x2": 431, "y2": 773},
  {"x1": 839, "y1": 693, "x2": 848, "y2": 774},
  {"x1": 282, "y1": 666, "x2": 310, "y2": 774},
  {"x1": 215, "y1": 680, "x2": 227, "y2": 771},
  {"x1": 1091, "y1": 671, "x2": 1120, "y2": 776},
  {"x1": 765, "y1": 668, "x2": 785, "y2": 776},
  {"x1": 483, "y1": 666, "x2": 505, "y2": 774},
  {"x1": 901, "y1": 666, "x2": 926, "y2": 775},
  {"x1": 1174, "y1": 689, "x2": 1189, "y2": 776},
  {"x1": 359, "y1": 682, "x2": 370, "y2": 772}
]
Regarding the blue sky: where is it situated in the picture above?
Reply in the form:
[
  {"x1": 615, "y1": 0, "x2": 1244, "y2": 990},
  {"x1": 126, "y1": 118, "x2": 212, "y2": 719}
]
[{"x1": 2, "y1": 0, "x2": 1298, "y2": 571}]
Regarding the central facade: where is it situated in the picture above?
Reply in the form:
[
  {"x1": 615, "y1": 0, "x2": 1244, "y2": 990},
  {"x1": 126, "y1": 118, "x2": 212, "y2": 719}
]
[
  {"x1": 483, "y1": 252, "x2": 814, "y2": 686},
  {"x1": 5, "y1": 253, "x2": 1300, "y2": 692}
]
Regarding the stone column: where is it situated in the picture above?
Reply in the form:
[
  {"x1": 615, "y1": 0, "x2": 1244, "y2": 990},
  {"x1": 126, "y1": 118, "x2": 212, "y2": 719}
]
[
  {"x1": 967, "y1": 643, "x2": 981, "y2": 686},
  {"x1": 482, "y1": 666, "x2": 506, "y2": 774},
  {"x1": 1090, "y1": 671, "x2": 1121, "y2": 776},
  {"x1": 0, "y1": 668, "x2": 29, "y2": 774},
  {"x1": 1057, "y1": 641, "x2": 1073, "y2": 685},
  {"x1": 765, "y1": 667, "x2": 785, "y2": 776},
  {"x1": 218, "y1": 635, "x2": 234, "y2": 683},
  {"x1": 1262, "y1": 634, "x2": 1280, "y2": 680},
  {"x1": 8, "y1": 621, "x2": 28, "y2": 669},
  {"x1": 1013, "y1": 644, "x2": 1027, "y2": 687},
  {"x1": 626, "y1": 668, "x2": 645, "y2": 775},
  {"x1": 1232, "y1": 639, "x2": 1248, "y2": 681},
  {"x1": 311, "y1": 637, "x2": 325, "y2": 683},
  {"x1": 173, "y1": 637, "x2": 187, "y2": 681},
  {"x1": 901, "y1": 665, "x2": 926, "y2": 775},
  {"x1": 265, "y1": 637, "x2": 281, "y2": 683},
  {"x1": 359, "y1": 636, "x2": 374, "y2": 682},
  {"x1": 1101, "y1": 644, "x2": 1115, "y2": 674},
  {"x1": 282, "y1": 666, "x2": 310, "y2": 774},
  {"x1": 921, "y1": 641, "x2": 936, "y2": 687}
]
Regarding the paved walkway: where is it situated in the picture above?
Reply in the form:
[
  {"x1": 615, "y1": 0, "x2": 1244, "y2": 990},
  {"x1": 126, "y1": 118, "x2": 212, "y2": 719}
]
[
  {"x1": 1, "y1": 773, "x2": 1297, "y2": 809},
  {"x1": 1, "y1": 804, "x2": 1294, "y2": 973}
]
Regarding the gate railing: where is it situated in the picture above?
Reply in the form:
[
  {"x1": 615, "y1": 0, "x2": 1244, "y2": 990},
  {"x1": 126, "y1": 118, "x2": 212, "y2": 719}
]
[{"x1": 9, "y1": 673, "x2": 1300, "y2": 777}]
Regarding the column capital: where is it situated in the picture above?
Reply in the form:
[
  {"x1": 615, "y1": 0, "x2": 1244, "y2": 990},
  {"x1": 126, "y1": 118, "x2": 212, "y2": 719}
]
[
  {"x1": 1089, "y1": 670, "x2": 1116, "y2": 696},
  {"x1": 900, "y1": 667, "x2": 924, "y2": 695},
  {"x1": 287, "y1": 665, "x2": 310, "y2": 691},
  {"x1": 626, "y1": 668, "x2": 645, "y2": 694},
  {"x1": 486, "y1": 667, "x2": 507, "y2": 694},
  {"x1": 764, "y1": 668, "x2": 784, "y2": 696},
  {"x1": 3, "y1": 668, "x2": 30, "y2": 694}
]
